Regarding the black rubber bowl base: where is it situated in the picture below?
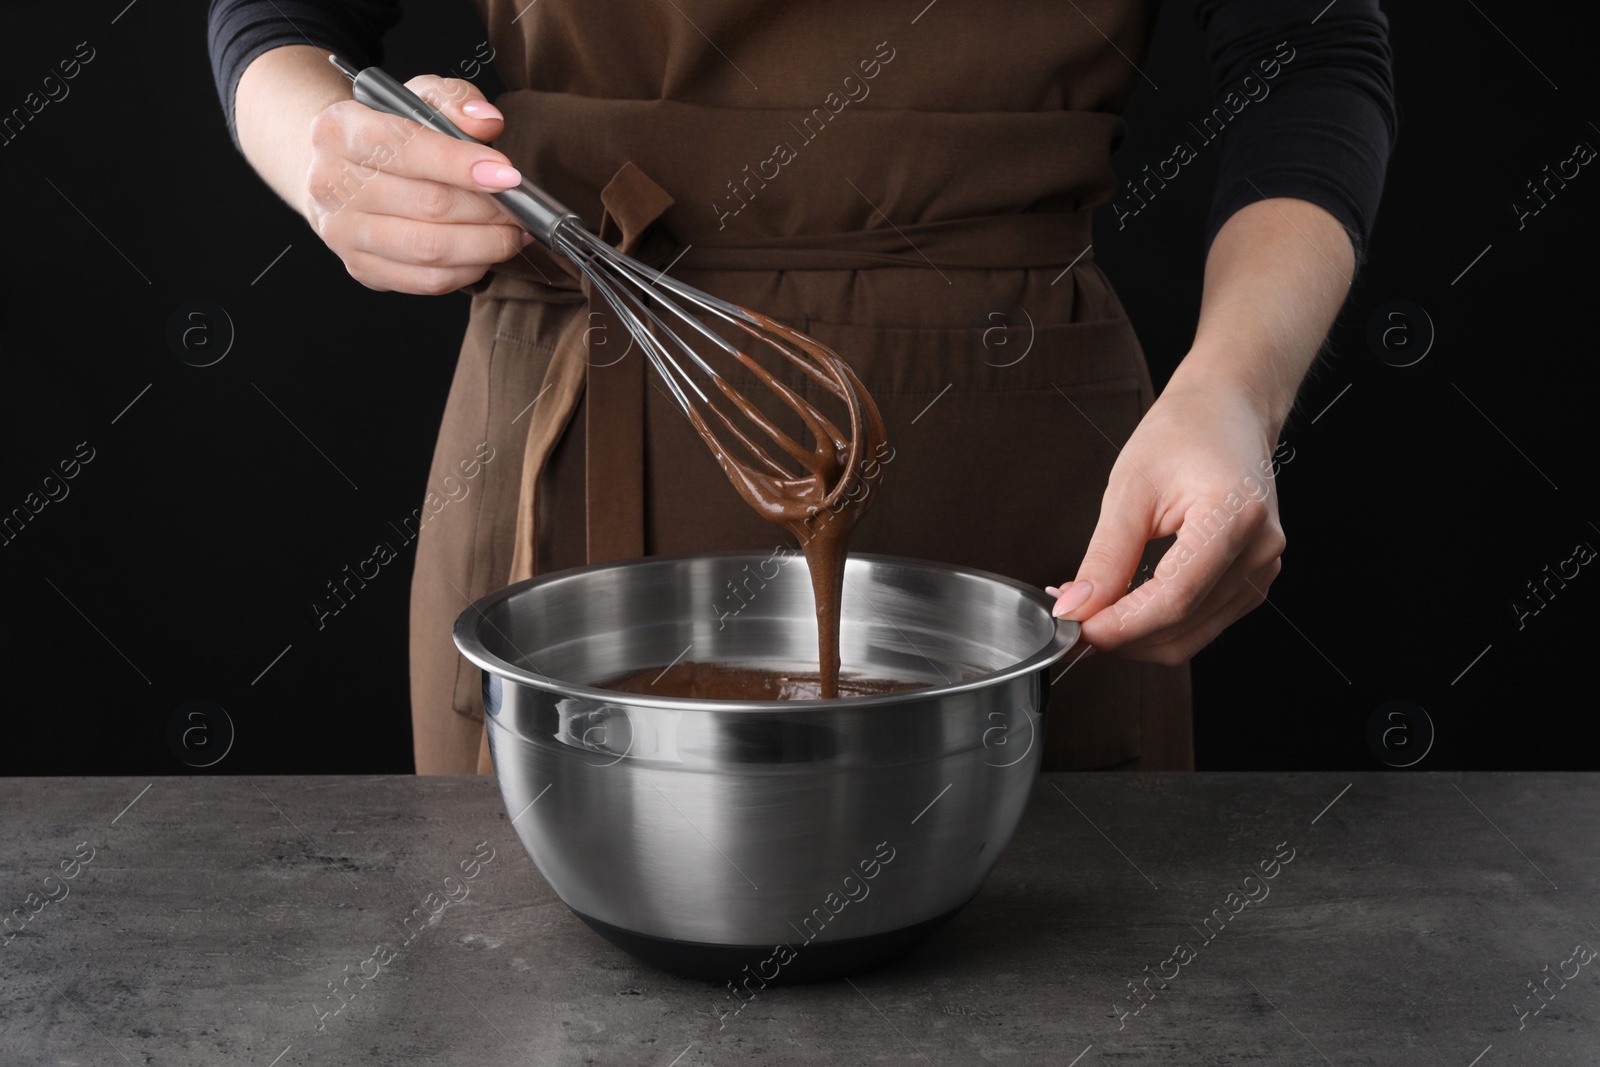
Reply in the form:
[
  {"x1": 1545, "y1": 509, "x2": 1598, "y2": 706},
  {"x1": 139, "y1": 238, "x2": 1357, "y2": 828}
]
[{"x1": 571, "y1": 900, "x2": 971, "y2": 985}]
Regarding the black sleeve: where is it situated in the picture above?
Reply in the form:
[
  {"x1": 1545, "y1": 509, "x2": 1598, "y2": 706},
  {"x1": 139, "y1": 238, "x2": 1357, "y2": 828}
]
[
  {"x1": 207, "y1": 0, "x2": 403, "y2": 148},
  {"x1": 1195, "y1": 0, "x2": 1396, "y2": 256}
]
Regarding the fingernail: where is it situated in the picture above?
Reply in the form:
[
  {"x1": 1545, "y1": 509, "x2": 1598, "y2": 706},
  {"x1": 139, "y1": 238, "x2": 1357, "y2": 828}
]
[
  {"x1": 1051, "y1": 580, "x2": 1093, "y2": 618},
  {"x1": 519, "y1": 231, "x2": 536, "y2": 247},
  {"x1": 471, "y1": 161, "x2": 521, "y2": 189},
  {"x1": 1045, "y1": 585, "x2": 1062, "y2": 598},
  {"x1": 461, "y1": 101, "x2": 503, "y2": 121}
]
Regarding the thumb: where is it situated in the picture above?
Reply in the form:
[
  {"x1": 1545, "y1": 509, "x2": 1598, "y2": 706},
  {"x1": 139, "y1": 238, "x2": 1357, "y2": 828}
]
[
  {"x1": 1051, "y1": 480, "x2": 1156, "y2": 622},
  {"x1": 406, "y1": 74, "x2": 506, "y2": 143}
]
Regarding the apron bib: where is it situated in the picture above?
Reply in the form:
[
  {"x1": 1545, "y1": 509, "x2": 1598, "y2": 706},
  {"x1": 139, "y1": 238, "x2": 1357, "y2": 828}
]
[{"x1": 408, "y1": 0, "x2": 1193, "y2": 774}]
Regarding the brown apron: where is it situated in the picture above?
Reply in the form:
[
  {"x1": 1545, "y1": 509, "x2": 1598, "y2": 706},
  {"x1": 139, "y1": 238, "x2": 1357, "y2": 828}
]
[{"x1": 408, "y1": 0, "x2": 1194, "y2": 775}]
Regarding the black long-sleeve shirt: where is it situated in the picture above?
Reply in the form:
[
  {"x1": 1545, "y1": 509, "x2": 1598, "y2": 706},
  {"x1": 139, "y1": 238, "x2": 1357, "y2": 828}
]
[
  {"x1": 1196, "y1": 0, "x2": 1394, "y2": 251},
  {"x1": 206, "y1": 0, "x2": 1395, "y2": 252}
]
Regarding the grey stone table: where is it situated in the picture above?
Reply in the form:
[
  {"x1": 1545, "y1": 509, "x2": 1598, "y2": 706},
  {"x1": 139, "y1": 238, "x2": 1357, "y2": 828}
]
[{"x1": 2, "y1": 773, "x2": 1595, "y2": 1065}]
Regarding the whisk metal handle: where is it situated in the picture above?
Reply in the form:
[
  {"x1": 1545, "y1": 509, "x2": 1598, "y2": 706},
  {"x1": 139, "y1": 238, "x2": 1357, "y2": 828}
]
[{"x1": 328, "y1": 54, "x2": 582, "y2": 247}]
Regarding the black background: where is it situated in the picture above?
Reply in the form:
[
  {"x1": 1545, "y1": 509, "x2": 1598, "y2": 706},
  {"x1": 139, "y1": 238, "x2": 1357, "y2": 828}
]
[{"x1": 0, "y1": 1, "x2": 1592, "y2": 776}]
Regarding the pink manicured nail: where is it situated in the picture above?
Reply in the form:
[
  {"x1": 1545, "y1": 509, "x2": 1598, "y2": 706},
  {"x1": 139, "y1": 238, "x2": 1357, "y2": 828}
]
[
  {"x1": 1051, "y1": 580, "x2": 1093, "y2": 618},
  {"x1": 1045, "y1": 585, "x2": 1062, "y2": 598},
  {"x1": 471, "y1": 161, "x2": 521, "y2": 189},
  {"x1": 461, "y1": 101, "x2": 503, "y2": 120}
]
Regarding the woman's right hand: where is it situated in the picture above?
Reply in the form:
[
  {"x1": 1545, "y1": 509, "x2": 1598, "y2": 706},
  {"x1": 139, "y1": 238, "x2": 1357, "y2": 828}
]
[{"x1": 305, "y1": 75, "x2": 532, "y2": 295}]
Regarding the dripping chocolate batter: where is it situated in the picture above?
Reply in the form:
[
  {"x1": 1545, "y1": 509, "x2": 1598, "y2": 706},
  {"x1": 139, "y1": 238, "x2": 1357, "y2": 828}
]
[{"x1": 603, "y1": 312, "x2": 914, "y2": 701}]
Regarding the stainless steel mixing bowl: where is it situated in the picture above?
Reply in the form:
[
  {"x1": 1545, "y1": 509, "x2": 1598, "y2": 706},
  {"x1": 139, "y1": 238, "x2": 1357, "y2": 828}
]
[{"x1": 453, "y1": 551, "x2": 1077, "y2": 984}]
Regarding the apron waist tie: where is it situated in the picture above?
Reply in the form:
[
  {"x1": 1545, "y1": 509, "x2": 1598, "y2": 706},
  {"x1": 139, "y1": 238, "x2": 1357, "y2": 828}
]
[
  {"x1": 505, "y1": 162, "x2": 675, "y2": 581},
  {"x1": 491, "y1": 165, "x2": 1093, "y2": 583}
]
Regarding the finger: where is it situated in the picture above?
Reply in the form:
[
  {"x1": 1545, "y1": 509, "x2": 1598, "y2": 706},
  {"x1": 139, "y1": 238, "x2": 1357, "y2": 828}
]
[
  {"x1": 313, "y1": 98, "x2": 524, "y2": 195},
  {"x1": 1079, "y1": 496, "x2": 1267, "y2": 650},
  {"x1": 406, "y1": 74, "x2": 506, "y2": 143},
  {"x1": 1052, "y1": 475, "x2": 1160, "y2": 623},
  {"x1": 1098, "y1": 526, "x2": 1281, "y2": 654},
  {"x1": 1114, "y1": 559, "x2": 1279, "y2": 666},
  {"x1": 342, "y1": 213, "x2": 529, "y2": 269},
  {"x1": 351, "y1": 173, "x2": 525, "y2": 227},
  {"x1": 1114, "y1": 549, "x2": 1281, "y2": 659},
  {"x1": 340, "y1": 248, "x2": 493, "y2": 296}
]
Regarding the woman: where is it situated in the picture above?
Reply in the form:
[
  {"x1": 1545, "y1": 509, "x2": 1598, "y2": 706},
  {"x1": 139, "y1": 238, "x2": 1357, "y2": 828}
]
[{"x1": 209, "y1": 0, "x2": 1394, "y2": 774}]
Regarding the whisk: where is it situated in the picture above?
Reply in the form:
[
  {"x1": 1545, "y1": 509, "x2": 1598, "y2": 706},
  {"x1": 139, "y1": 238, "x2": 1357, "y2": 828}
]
[{"x1": 331, "y1": 57, "x2": 885, "y2": 522}]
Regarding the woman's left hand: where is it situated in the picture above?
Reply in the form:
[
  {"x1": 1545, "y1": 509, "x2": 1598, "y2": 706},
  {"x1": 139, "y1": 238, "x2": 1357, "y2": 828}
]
[{"x1": 1046, "y1": 377, "x2": 1288, "y2": 664}]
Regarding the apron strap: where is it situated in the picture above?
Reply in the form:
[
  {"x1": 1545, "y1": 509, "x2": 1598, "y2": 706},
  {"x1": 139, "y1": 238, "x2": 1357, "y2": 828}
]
[
  {"x1": 507, "y1": 163, "x2": 676, "y2": 583},
  {"x1": 584, "y1": 164, "x2": 675, "y2": 564}
]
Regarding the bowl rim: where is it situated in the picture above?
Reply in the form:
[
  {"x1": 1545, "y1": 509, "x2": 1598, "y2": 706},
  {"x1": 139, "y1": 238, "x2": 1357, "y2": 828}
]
[{"x1": 452, "y1": 550, "x2": 1080, "y2": 712}]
